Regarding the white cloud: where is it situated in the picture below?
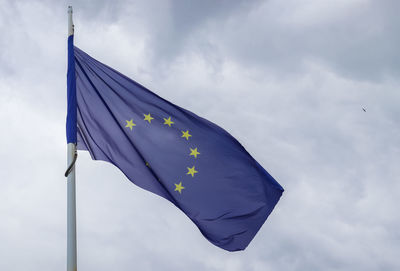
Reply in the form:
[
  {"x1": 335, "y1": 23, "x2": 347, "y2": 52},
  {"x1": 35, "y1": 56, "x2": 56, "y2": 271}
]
[{"x1": 0, "y1": 0, "x2": 399, "y2": 270}]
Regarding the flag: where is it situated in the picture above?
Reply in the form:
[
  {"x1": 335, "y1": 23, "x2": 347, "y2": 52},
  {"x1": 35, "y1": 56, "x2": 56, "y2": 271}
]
[{"x1": 67, "y1": 46, "x2": 284, "y2": 251}]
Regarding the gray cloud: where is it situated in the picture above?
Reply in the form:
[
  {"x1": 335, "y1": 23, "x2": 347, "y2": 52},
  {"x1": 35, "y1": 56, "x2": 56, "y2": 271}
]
[
  {"x1": 0, "y1": 0, "x2": 399, "y2": 270},
  {"x1": 124, "y1": 0, "x2": 400, "y2": 82}
]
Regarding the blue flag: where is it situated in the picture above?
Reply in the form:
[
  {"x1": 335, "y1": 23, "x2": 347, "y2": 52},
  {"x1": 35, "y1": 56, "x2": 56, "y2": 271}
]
[{"x1": 67, "y1": 45, "x2": 284, "y2": 251}]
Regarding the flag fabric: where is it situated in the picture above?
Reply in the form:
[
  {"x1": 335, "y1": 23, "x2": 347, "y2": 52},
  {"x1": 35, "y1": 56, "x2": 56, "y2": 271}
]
[
  {"x1": 66, "y1": 34, "x2": 77, "y2": 143},
  {"x1": 67, "y1": 46, "x2": 284, "y2": 251}
]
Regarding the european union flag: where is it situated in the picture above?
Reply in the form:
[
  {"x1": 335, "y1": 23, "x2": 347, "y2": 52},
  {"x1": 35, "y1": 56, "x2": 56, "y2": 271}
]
[{"x1": 67, "y1": 45, "x2": 284, "y2": 251}]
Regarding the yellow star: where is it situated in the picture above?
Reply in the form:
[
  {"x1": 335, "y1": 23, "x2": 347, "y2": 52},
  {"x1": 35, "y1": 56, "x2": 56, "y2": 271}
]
[
  {"x1": 163, "y1": 117, "x2": 174, "y2": 127},
  {"x1": 189, "y1": 148, "x2": 200, "y2": 158},
  {"x1": 174, "y1": 182, "x2": 185, "y2": 194},
  {"x1": 125, "y1": 119, "x2": 136, "y2": 130},
  {"x1": 181, "y1": 130, "x2": 192, "y2": 140},
  {"x1": 187, "y1": 166, "x2": 198, "y2": 177},
  {"x1": 143, "y1": 113, "x2": 154, "y2": 123}
]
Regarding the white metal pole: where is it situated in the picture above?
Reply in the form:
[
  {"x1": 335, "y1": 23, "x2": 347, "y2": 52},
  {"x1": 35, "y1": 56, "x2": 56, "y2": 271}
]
[
  {"x1": 67, "y1": 6, "x2": 77, "y2": 271},
  {"x1": 68, "y1": 6, "x2": 74, "y2": 36},
  {"x1": 67, "y1": 143, "x2": 77, "y2": 271}
]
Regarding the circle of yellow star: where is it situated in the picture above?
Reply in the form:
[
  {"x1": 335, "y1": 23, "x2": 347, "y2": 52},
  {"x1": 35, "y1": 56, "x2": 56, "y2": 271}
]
[
  {"x1": 143, "y1": 113, "x2": 154, "y2": 123},
  {"x1": 163, "y1": 117, "x2": 174, "y2": 127},
  {"x1": 174, "y1": 182, "x2": 185, "y2": 194},
  {"x1": 189, "y1": 147, "x2": 200, "y2": 158},
  {"x1": 187, "y1": 166, "x2": 198, "y2": 177},
  {"x1": 125, "y1": 119, "x2": 136, "y2": 130},
  {"x1": 181, "y1": 130, "x2": 192, "y2": 140}
]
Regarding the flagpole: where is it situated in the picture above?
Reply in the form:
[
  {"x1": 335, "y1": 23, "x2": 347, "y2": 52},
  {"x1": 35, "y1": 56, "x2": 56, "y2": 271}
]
[{"x1": 67, "y1": 6, "x2": 77, "y2": 271}]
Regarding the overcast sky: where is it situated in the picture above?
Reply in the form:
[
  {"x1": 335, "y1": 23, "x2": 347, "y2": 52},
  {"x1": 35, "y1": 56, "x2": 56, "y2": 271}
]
[{"x1": 0, "y1": 0, "x2": 399, "y2": 270}]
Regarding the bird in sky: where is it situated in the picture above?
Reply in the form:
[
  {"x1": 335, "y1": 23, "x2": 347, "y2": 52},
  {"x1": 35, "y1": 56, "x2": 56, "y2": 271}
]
[{"x1": 362, "y1": 107, "x2": 366, "y2": 112}]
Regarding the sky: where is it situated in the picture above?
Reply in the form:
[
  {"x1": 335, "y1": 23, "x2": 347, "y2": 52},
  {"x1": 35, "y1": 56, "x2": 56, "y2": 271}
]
[{"x1": 0, "y1": 0, "x2": 399, "y2": 270}]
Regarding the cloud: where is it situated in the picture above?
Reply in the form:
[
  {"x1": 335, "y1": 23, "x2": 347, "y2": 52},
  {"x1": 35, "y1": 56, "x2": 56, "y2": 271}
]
[{"x1": 0, "y1": 0, "x2": 399, "y2": 270}]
